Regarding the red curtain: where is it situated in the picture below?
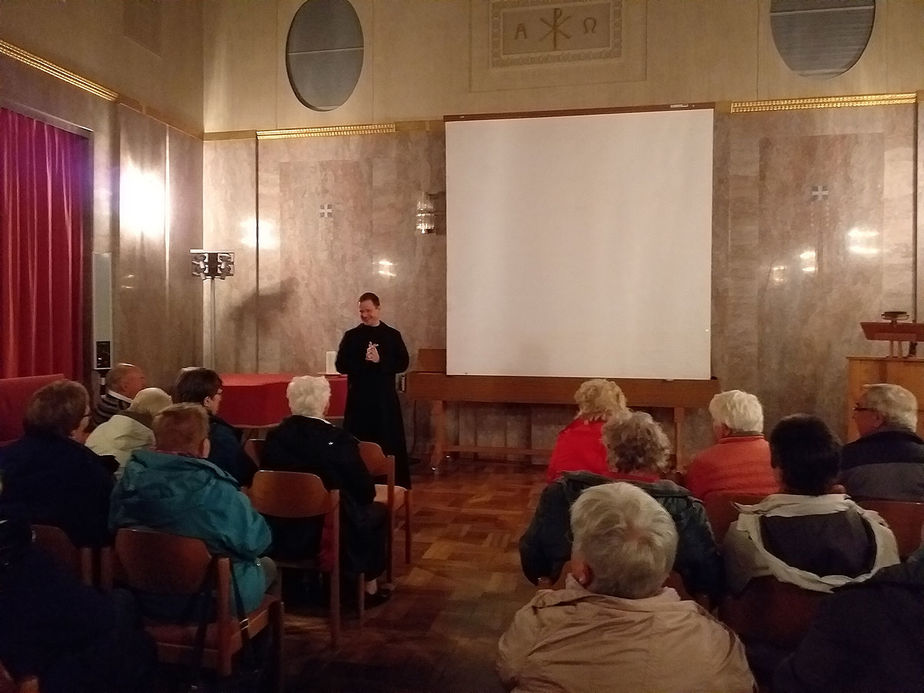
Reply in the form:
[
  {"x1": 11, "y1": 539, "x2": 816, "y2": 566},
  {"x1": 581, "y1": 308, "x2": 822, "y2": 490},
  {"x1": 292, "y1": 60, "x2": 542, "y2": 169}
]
[{"x1": 0, "y1": 107, "x2": 87, "y2": 380}]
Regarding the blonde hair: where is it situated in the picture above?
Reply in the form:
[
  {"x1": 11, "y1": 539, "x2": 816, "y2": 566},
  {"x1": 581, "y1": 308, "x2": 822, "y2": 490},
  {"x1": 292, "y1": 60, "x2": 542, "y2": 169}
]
[
  {"x1": 602, "y1": 411, "x2": 671, "y2": 474},
  {"x1": 152, "y1": 403, "x2": 209, "y2": 455},
  {"x1": 127, "y1": 388, "x2": 172, "y2": 419},
  {"x1": 574, "y1": 379, "x2": 627, "y2": 421}
]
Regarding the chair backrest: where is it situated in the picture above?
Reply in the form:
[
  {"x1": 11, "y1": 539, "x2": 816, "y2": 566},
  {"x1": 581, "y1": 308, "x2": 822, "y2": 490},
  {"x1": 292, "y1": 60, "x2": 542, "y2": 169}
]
[
  {"x1": 247, "y1": 470, "x2": 335, "y2": 519},
  {"x1": 32, "y1": 523, "x2": 93, "y2": 586},
  {"x1": 703, "y1": 492, "x2": 766, "y2": 544},
  {"x1": 719, "y1": 576, "x2": 826, "y2": 649},
  {"x1": 358, "y1": 441, "x2": 395, "y2": 486},
  {"x1": 0, "y1": 373, "x2": 64, "y2": 445},
  {"x1": 856, "y1": 498, "x2": 924, "y2": 559},
  {"x1": 114, "y1": 527, "x2": 223, "y2": 595},
  {"x1": 244, "y1": 438, "x2": 264, "y2": 468}
]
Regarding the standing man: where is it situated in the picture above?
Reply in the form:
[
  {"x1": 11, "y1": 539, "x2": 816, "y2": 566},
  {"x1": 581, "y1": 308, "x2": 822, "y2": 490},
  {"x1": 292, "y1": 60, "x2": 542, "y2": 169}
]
[
  {"x1": 336, "y1": 292, "x2": 411, "y2": 487},
  {"x1": 92, "y1": 363, "x2": 147, "y2": 427}
]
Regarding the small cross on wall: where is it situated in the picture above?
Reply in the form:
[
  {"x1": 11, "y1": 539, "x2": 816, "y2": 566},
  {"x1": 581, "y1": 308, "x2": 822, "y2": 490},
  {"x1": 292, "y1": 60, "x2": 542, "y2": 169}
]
[
  {"x1": 810, "y1": 185, "x2": 829, "y2": 202},
  {"x1": 319, "y1": 204, "x2": 333, "y2": 218}
]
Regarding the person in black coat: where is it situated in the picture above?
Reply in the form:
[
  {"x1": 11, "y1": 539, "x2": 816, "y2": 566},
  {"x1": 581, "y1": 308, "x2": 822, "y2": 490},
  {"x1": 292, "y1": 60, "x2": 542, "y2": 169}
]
[
  {"x1": 172, "y1": 367, "x2": 256, "y2": 487},
  {"x1": 335, "y1": 292, "x2": 411, "y2": 487},
  {"x1": 774, "y1": 542, "x2": 924, "y2": 692},
  {"x1": 263, "y1": 375, "x2": 390, "y2": 604},
  {"x1": 841, "y1": 383, "x2": 924, "y2": 501},
  {"x1": 0, "y1": 516, "x2": 156, "y2": 692},
  {"x1": 0, "y1": 380, "x2": 115, "y2": 547}
]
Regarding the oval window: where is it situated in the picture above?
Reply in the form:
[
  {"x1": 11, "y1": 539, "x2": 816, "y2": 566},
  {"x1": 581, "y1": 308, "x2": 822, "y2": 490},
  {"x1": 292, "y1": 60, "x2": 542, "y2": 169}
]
[
  {"x1": 286, "y1": 0, "x2": 364, "y2": 111},
  {"x1": 770, "y1": 0, "x2": 875, "y2": 79}
]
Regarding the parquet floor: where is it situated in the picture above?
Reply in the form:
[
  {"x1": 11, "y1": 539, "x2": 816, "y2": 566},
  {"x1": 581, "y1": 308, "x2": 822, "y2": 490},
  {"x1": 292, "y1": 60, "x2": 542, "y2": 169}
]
[{"x1": 282, "y1": 460, "x2": 546, "y2": 692}]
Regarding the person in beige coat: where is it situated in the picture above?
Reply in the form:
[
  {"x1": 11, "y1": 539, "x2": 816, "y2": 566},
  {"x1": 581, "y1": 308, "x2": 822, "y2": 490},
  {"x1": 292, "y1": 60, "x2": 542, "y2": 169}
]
[
  {"x1": 85, "y1": 387, "x2": 172, "y2": 475},
  {"x1": 498, "y1": 482, "x2": 754, "y2": 693}
]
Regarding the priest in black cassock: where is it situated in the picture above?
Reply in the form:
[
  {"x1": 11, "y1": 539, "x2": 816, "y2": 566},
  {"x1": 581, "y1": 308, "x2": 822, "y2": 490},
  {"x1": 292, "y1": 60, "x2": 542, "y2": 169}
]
[{"x1": 336, "y1": 292, "x2": 411, "y2": 487}]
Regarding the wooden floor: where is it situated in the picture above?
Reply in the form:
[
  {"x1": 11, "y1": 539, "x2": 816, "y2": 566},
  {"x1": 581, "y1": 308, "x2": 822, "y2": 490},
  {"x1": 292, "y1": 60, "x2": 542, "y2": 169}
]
[{"x1": 283, "y1": 460, "x2": 545, "y2": 692}]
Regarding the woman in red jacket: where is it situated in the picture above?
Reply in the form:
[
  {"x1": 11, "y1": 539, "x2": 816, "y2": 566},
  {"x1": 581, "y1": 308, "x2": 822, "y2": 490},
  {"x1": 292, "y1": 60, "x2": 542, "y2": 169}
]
[{"x1": 546, "y1": 379, "x2": 628, "y2": 483}]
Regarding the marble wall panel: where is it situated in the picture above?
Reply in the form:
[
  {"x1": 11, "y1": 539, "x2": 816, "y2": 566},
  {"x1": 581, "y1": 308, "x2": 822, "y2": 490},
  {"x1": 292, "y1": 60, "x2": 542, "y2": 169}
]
[
  {"x1": 115, "y1": 106, "x2": 204, "y2": 389},
  {"x1": 716, "y1": 104, "x2": 916, "y2": 439}
]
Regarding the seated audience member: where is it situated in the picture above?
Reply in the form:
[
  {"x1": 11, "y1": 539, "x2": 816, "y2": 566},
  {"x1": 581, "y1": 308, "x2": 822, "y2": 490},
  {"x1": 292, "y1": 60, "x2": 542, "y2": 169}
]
[
  {"x1": 110, "y1": 403, "x2": 274, "y2": 617},
  {"x1": 92, "y1": 363, "x2": 147, "y2": 427},
  {"x1": 520, "y1": 411, "x2": 724, "y2": 602},
  {"x1": 173, "y1": 367, "x2": 256, "y2": 487},
  {"x1": 86, "y1": 387, "x2": 172, "y2": 475},
  {"x1": 685, "y1": 389, "x2": 777, "y2": 502},
  {"x1": 0, "y1": 516, "x2": 156, "y2": 693},
  {"x1": 0, "y1": 380, "x2": 115, "y2": 547},
  {"x1": 841, "y1": 383, "x2": 924, "y2": 500},
  {"x1": 545, "y1": 379, "x2": 628, "y2": 483},
  {"x1": 724, "y1": 414, "x2": 899, "y2": 595},
  {"x1": 774, "y1": 538, "x2": 924, "y2": 693},
  {"x1": 263, "y1": 376, "x2": 390, "y2": 605},
  {"x1": 499, "y1": 483, "x2": 754, "y2": 693}
]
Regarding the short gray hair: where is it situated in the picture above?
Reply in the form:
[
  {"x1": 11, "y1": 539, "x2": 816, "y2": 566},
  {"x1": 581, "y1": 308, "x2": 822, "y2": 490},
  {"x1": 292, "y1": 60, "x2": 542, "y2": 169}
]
[
  {"x1": 127, "y1": 387, "x2": 172, "y2": 418},
  {"x1": 861, "y1": 384, "x2": 918, "y2": 431},
  {"x1": 286, "y1": 376, "x2": 330, "y2": 418},
  {"x1": 574, "y1": 379, "x2": 627, "y2": 421},
  {"x1": 602, "y1": 411, "x2": 671, "y2": 474},
  {"x1": 571, "y1": 482, "x2": 678, "y2": 598},
  {"x1": 708, "y1": 389, "x2": 764, "y2": 434}
]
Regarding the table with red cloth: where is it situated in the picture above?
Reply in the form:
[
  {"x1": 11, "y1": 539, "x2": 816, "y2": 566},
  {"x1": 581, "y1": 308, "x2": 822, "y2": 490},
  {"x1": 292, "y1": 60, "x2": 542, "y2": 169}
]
[{"x1": 218, "y1": 373, "x2": 347, "y2": 429}]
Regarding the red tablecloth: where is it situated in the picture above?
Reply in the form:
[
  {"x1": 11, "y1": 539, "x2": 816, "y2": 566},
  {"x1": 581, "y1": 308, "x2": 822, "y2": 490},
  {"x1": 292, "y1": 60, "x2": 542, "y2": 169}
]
[{"x1": 219, "y1": 373, "x2": 347, "y2": 428}]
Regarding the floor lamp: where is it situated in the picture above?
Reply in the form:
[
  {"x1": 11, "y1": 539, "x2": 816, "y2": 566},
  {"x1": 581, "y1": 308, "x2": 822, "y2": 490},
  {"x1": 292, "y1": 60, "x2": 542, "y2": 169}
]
[{"x1": 190, "y1": 250, "x2": 234, "y2": 369}]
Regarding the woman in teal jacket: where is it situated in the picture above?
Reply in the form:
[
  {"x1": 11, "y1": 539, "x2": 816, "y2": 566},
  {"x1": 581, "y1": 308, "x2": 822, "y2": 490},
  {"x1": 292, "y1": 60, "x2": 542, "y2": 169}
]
[{"x1": 109, "y1": 404, "x2": 272, "y2": 617}]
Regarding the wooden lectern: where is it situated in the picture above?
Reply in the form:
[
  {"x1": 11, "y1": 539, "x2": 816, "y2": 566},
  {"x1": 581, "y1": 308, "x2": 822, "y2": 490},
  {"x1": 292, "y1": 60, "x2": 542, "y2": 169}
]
[{"x1": 860, "y1": 321, "x2": 924, "y2": 358}]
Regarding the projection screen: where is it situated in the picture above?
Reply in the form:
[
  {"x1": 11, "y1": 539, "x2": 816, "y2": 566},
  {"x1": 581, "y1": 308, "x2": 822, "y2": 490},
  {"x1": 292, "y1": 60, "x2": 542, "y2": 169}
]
[{"x1": 445, "y1": 107, "x2": 714, "y2": 380}]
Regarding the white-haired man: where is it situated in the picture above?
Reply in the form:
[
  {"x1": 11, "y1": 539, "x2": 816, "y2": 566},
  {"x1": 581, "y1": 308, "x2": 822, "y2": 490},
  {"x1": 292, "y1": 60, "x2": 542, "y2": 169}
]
[
  {"x1": 685, "y1": 389, "x2": 777, "y2": 502},
  {"x1": 841, "y1": 383, "x2": 924, "y2": 500},
  {"x1": 499, "y1": 483, "x2": 754, "y2": 693}
]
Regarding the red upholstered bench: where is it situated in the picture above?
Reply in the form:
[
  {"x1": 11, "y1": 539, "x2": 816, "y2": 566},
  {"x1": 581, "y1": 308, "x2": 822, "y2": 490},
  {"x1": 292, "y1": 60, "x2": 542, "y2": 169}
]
[{"x1": 0, "y1": 374, "x2": 64, "y2": 446}]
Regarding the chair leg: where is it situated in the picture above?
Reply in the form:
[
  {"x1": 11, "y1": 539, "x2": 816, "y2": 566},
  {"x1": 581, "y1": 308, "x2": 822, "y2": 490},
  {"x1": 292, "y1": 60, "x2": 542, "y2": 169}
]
[
  {"x1": 271, "y1": 599, "x2": 285, "y2": 693},
  {"x1": 329, "y1": 571, "x2": 340, "y2": 649},
  {"x1": 386, "y1": 505, "x2": 395, "y2": 584},
  {"x1": 404, "y1": 491, "x2": 413, "y2": 564}
]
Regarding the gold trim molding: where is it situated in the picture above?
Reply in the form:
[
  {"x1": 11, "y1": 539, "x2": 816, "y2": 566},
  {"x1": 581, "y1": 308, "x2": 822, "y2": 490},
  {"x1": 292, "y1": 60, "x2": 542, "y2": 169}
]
[
  {"x1": 257, "y1": 123, "x2": 397, "y2": 140},
  {"x1": 0, "y1": 39, "x2": 117, "y2": 102},
  {"x1": 731, "y1": 93, "x2": 917, "y2": 113}
]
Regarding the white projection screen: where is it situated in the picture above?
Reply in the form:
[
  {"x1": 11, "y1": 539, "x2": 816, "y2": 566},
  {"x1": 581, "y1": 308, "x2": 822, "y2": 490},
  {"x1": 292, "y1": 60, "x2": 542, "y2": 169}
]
[{"x1": 445, "y1": 108, "x2": 714, "y2": 380}]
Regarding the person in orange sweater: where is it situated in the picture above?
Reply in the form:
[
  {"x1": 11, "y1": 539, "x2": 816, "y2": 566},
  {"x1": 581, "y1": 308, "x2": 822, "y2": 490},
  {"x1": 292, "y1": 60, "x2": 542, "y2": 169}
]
[
  {"x1": 685, "y1": 390, "x2": 777, "y2": 502},
  {"x1": 545, "y1": 379, "x2": 628, "y2": 483}
]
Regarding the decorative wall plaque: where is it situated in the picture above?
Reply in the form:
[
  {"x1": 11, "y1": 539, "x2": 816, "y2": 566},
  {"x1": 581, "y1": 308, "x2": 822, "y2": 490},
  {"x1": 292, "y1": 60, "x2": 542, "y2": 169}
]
[{"x1": 471, "y1": 0, "x2": 646, "y2": 92}]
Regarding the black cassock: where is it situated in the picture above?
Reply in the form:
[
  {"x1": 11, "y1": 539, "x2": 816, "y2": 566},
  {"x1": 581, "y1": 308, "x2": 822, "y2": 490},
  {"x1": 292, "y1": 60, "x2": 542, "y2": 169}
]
[{"x1": 335, "y1": 321, "x2": 411, "y2": 487}]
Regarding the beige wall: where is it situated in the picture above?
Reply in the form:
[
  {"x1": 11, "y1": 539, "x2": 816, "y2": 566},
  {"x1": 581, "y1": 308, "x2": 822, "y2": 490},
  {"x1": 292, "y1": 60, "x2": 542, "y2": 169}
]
[
  {"x1": 203, "y1": 0, "x2": 924, "y2": 133},
  {"x1": 0, "y1": 0, "x2": 204, "y2": 131}
]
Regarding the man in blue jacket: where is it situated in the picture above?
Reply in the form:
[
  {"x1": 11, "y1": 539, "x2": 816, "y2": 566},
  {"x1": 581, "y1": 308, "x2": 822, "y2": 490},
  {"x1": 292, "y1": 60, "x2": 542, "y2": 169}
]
[{"x1": 110, "y1": 403, "x2": 273, "y2": 617}]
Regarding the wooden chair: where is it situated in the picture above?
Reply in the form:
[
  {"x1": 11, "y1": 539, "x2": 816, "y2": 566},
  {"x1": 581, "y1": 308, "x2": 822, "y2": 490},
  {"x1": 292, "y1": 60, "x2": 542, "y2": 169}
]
[
  {"x1": 856, "y1": 498, "x2": 924, "y2": 559},
  {"x1": 244, "y1": 438, "x2": 265, "y2": 468},
  {"x1": 31, "y1": 524, "x2": 94, "y2": 586},
  {"x1": 358, "y1": 441, "x2": 412, "y2": 583},
  {"x1": 248, "y1": 470, "x2": 354, "y2": 645},
  {"x1": 719, "y1": 576, "x2": 825, "y2": 650},
  {"x1": 703, "y1": 492, "x2": 766, "y2": 544},
  {"x1": 113, "y1": 528, "x2": 284, "y2": 689}
]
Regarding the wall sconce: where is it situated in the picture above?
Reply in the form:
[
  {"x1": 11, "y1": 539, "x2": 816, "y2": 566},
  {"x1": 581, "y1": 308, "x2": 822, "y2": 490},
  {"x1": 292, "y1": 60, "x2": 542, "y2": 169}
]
[{"x1": 415, "y1": 191, "x2": 444, "y2": 235}]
